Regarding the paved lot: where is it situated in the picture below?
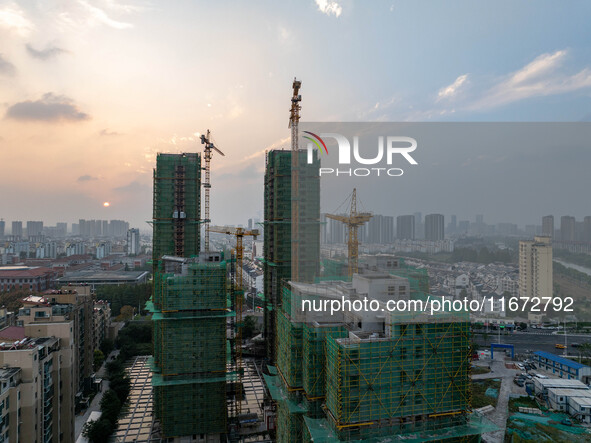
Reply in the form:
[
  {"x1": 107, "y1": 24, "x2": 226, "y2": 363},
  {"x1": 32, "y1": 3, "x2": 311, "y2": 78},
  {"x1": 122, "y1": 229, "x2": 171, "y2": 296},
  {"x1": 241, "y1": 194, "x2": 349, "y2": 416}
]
[{"x1": 474, "y1": 354, "x2": 522, "y2": 443}]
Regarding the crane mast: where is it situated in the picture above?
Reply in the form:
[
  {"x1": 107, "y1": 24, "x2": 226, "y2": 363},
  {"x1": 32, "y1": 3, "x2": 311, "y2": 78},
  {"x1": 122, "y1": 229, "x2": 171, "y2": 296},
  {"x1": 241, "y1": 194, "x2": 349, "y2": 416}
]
[
  {"x1": 200, "y1": 130, "x2": 225, "y2": 252},
  {"x1": 289, "y1": 78, "x2": 302, "y2": 281},
  {"x1": 208, "y1": 225, "x2": 259, "y2": 416}
]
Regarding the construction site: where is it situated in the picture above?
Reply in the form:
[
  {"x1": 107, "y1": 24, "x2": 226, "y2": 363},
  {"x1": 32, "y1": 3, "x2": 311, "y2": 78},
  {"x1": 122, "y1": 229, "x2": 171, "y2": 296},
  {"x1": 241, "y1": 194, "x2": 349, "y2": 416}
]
[
  {"x1": 146, "y1": 79, "x2": 495, "y2": 442},
  {"x1": 263, "y1": 254, "x2": 495, "y2": 442},
  {"x1": 260, "y1": 79, "x2": 494, "y2": 442}
]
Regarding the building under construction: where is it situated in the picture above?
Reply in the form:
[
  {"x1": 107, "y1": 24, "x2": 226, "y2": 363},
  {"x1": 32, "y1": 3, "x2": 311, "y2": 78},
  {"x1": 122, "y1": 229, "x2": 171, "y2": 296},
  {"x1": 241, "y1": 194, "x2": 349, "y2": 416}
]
[
  {"x1": 263, "y1": 149, "x2": 320, "y2": 363},
  {"x1": 264, "y1": 255, "x2": 495, "y2": 442},
  {"x1": 149, "y1": 152, "x2": 229, "y2": 440}
]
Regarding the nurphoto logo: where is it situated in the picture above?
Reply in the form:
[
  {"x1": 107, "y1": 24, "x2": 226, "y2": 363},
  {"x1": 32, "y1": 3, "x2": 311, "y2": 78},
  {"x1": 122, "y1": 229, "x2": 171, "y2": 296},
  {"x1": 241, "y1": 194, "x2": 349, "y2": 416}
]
[{"x1": 303, "y1": 131, "x2": 418, "y2": 177}]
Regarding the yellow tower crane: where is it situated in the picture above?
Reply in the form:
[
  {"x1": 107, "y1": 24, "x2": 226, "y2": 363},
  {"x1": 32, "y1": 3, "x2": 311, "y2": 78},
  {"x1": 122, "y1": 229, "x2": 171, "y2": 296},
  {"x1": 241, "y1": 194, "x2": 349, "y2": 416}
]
[
  {"x1": 207, "y1": 225, "x2": 259, "y2": 415},
  {"x1": 200, "y1": 130, "x2": 225, "y2": 252},
  {"x1": 326, "y1": 188, "x2": 372, "y2": 277}
]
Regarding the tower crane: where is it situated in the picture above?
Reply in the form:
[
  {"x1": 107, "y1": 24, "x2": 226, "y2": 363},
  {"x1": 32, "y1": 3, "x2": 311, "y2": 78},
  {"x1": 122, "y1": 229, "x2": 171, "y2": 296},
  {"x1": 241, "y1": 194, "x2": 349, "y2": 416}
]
[
  {"x1": 289, "y1": 78, "x2": 302, "y2": 281},
  {"x1": 200, "y1": 130, "x2": 225, "y2": 252},
  {"x1": 207, "y1": 225, "x2": 259, "y2": 415},
  {"x1": 326, "y1": 188, "x2": 372, "y2": 277}
]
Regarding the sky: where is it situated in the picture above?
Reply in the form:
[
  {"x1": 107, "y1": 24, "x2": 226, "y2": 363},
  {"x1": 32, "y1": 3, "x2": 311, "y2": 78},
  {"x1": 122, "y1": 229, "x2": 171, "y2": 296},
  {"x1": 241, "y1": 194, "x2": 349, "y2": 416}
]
[{"x1": 1, "y1": 0, "x2": 591, "y2": 231}]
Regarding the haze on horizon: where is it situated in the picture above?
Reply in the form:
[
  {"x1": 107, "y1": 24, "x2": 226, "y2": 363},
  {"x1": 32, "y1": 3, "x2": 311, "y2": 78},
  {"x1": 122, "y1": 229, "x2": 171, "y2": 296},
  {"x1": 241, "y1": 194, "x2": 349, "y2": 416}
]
[{"x1": 1, "y1": 1, "x2": 591, "y2": 229}]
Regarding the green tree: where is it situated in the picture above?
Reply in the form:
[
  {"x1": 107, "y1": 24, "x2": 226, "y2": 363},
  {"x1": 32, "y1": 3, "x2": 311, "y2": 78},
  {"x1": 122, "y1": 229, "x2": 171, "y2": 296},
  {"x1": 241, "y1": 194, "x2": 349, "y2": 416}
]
[
  {"x1": 83, "y1": 418, "x2": 113, "y2": 443},
  {"x1": 117, "y1": 305, "x2": 135, "y2": 321},
  {"x1": 99, "y1": 339, "x2": 114, "y2": 357},
  {"x1": 242, "y1": 315, "x2": 258, "y2": 339},
  {"x1": 0, "y1": 289, "x2": 44, "y2": 311},
  {"x1": 109, "y1": 375, "x2": 131, "y2": 403},
  {"x1": 99, "y1": 390, "x2": 121, "y2": 424}
]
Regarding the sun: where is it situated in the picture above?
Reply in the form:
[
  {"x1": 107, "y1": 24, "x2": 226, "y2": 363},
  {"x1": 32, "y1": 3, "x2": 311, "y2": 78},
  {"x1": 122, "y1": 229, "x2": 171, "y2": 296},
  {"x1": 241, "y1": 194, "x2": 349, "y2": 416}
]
[{"x1": 103, "y1": 202, "x2": 110, "y2": 207}]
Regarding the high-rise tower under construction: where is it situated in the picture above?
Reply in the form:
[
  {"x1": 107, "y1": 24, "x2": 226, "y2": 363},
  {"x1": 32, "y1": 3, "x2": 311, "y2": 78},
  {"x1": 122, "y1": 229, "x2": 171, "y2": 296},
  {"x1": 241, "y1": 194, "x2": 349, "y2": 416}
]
[{"x1": 149, "y1": 152, "x2": 229, "y2": 440}]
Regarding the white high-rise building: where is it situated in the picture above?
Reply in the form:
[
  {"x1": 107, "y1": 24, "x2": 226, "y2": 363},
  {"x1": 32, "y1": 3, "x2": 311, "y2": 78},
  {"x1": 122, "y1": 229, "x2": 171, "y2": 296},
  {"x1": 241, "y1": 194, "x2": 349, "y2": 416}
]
[
  {"x1": 127, "y1": 228, "x2": 140, "y2": 255},
  {"x1": 519, "y1": 236, "x2": 553, "y2": 310}
]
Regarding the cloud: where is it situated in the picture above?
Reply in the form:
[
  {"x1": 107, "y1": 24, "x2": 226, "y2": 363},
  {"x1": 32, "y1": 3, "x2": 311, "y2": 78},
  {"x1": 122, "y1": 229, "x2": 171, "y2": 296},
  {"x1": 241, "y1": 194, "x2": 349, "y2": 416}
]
[
  {"x1": 77, "y1": 0, "x2": 133, "y2": 29},
  {"x1": 100, "y1": 128, "x2": 121, "y2": 136},
  {"x1": 6, "y1": 93, "x2": 90, "y2": 122},
  {"x1": 0, "y1": 54, "x2": 15, "y2": 76},
  {"x1": 315, "y1": 0, "x2": 342, "y2": 17},
  {"x1": 243, "y1": 136, "x2": 290, "y2": 162},
  {"x1": 26, "y1": 44, "x2": 68, "y2": 60},
  {"x1": 114, "y1": 180, "x2": 150, "y2": 193},
  {"x1": 0, "y1": 3, "x2": 33, "y2": 36},
  {"x1": 471, "y1": 50, "x2": 591, "y2": 109},
  {"x1": 437, "y1": 74, "x2": 468, "y2": 101},
  {"x1": 77, "y1": 175, "x2": 98, "y2": 182}
]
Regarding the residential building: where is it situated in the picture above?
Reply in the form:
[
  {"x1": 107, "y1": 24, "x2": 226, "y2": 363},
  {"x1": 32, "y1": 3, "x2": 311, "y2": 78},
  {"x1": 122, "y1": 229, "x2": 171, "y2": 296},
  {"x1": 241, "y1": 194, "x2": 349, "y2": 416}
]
[
  {"x1": 11, "y1": 221, "x2": 22, "y2": 239},
  {"x1": 425, "y1": 213, "x2": 444, "y2": 241},
  {"x1": 127, "y1": 228, "x2": 140, "y2": 255},
  {"x1": 17, "y1": 285, "x2": 94, "y2": 394},
  {"x1": 26, "y1": 221, "x2": 44, "y2": 238},
  {"x1": 519, "y1": 236, "x2": 552, "y2": 309},
  {"x1": 396, "y1": 215, "x2": 415, "y2": 240},
  {"x1": 0, "y1": 323, "x2": 76, "y2": 443},
  {"x1": 560, "y1": 216, "x2": 576, "y2": 242},
  {"x1": 542, "y1": 215, "x2": 554, "y2": 238},
  {"x1": 93, "y1": 300, "x2": 111, "y2": 352}
]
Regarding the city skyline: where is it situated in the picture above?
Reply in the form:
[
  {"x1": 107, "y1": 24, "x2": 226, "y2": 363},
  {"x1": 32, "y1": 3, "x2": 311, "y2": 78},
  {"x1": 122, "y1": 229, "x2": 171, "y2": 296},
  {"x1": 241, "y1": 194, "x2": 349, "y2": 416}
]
[{"x1": 1, "y1": 1, "x2": 591, "y2": 227}]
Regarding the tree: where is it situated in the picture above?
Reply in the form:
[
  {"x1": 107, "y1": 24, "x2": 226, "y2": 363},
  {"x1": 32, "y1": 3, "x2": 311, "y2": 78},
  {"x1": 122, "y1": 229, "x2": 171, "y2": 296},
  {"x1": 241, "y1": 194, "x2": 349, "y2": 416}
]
[
  {"x1": 99, "y1": 339, "x2": 114, "y2": 357},
  {"x1": 0, "y1": 289, "x2": 44, "y2": 312},
  {"x1": 242, "y1": 315, "x2": 258, "y2": 339},
  {"x1": 109, "y1": 373, "x2": 131, "y2": 403},
  {"x1": 83, "y1": 418, "x2": 113, "y2": 443},
  {"x1": 94, "y1": 349, "x2": 105, "y2": 371},
  {"x1": 117, "y1": 305, "x2": 134, "y2": 321},
  {"x1": 579, "y1": 343, "x2": 591, "y2": 359},
  {"x1": 99, "y1": 390, "x2": 121, "y2": 424}
]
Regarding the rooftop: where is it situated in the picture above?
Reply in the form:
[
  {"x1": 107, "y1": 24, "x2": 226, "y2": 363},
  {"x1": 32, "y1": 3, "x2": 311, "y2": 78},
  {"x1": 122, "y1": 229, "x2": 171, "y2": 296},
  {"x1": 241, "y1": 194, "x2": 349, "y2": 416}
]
[
  {"x1": 0, "y1": 266, "x2": 55, "y2": 278},
  {"x1": 534, "y1": 351, "x2": 590, "y2": 370},
  {"x1": 534, "y1": 377, "x2": 588, "y2": 389},
  {"x1": 58, "y1": 270, "x2": 149, "y2": 283},
  {"x1": 0, "y1": 326, "x2": 25, "y2": 341},
  {"x1": 547, "y1": 388, "x2": 591, "y2": 398}
]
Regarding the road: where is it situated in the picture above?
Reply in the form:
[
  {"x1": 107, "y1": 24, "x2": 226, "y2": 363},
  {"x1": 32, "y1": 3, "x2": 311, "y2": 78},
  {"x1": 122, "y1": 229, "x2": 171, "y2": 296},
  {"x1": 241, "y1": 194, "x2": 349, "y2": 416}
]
[
  {"x1": 474, "y1": 330, "x2": 591, "y2": 356},
  {"x1": 74, "y1": 350, "x2": 119, "y2": 440}
]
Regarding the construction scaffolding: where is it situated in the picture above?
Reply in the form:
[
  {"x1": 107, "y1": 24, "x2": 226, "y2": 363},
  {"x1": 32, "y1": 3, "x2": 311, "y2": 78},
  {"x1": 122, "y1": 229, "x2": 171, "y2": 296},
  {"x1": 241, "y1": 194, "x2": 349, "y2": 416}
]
[
  {"x1": 264, "y1": 259, "x2": 493, "y2": 443},
  {"x1": 150, "y1": 253, "x2": 229, "y2": 437},
  {"x1": 303, "y1": 323, "x2": 348, "y2": 400},
  {"x1": 324, "y1": 322, "x2": 472, "y2": 440},
  {"x1": 152, "y1": 153, "x2": 201, "y2": 263},
  {"x1": 263, "y1": 149, "x2": 320, "y2": 363}
]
